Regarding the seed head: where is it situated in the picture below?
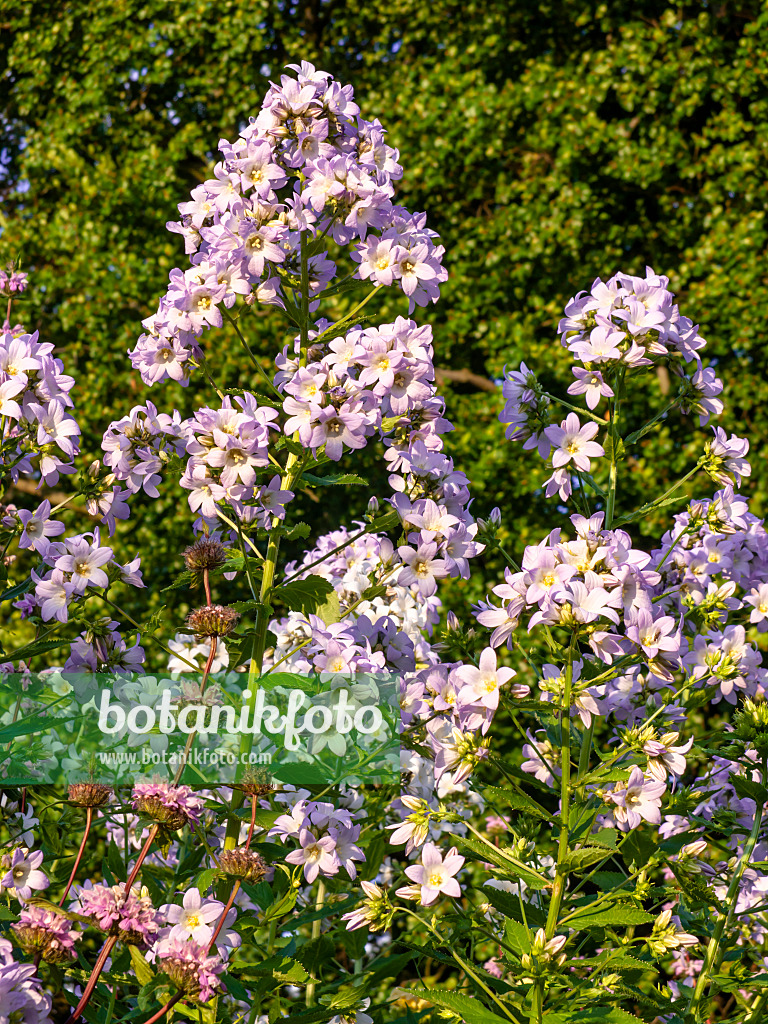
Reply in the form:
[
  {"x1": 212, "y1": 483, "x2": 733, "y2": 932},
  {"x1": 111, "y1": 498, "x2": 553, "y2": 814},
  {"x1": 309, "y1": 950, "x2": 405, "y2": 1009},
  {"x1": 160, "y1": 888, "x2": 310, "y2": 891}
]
[
  {"x1": 218, "y1": 848, "x2": 268, "y2": 883},
  {"x1": 68, "y1": 782, "x2": 113, "y2": 808},
  {"x1": 187, "y1": 604, "x2": 240, "y2": 639}
]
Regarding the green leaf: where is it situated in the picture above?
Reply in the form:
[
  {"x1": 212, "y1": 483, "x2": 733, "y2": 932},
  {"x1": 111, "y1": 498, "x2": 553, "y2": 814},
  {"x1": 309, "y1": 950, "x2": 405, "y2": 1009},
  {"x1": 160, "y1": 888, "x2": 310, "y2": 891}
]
[
  {"x1": 602, "y1": 434, "x2": 626, "y2": 463},
  {"x1": 562, "y1": 1008, "x2": 646, "y2": 1023},
  {"x1": 612, "y1": 495, "x2": 688, "y2": 527},
  {"x1": 621, "y1": 829, "x2": 657, "y2": 871},
  {"x1": 4, "y1": 637, "x2": 70, "y2": 662},
  {"x1": 592, "y1": 871, "x2": 628, "y2": 892},
  {"x1": 284, "y1": 521, "x2": 312, "y2": 539},
  {"x1": 586, "y1": 828, "x2": 619, "y2": 849},
  {"x1": 300, "y1": 471, "x2": 369, "y2": 486},
  {"x1": 128, "y1": 945, "x2": 154, "y2": 986},
  {"x1": 731, "y1": 773, "x2": 768, "y2": 806},
  {"x1": 483, "y1": 785, "x2": 555, "y2": 822},
  {"x1": 503, "y1": 919, "x2": 531, "y2": 955},
  {"x1": 453, "y1": 836, "x2": 548, "y2": 889},
  {"x1": 294, "y1": 934, "x2": 335, "y2": 974},
  {"x1": 314, "y1": 589, "x2": 341, "y2": 625},
  {"x1": 194, "y1": 868, "x2": 219, "y2": 894},
  {"x1": 414, "y1": 988, "x2": 513, "y2": 1024},
  {"x1": 0, "y1": 712, "x2": 70, "y2": 744},
  {"x1": 229, "y1": 599, "x2": 268, "y2": 614},
  {"x1": 560, "y1": 847, "x2": 613, "y2": 873},
  {"x1": 261, "y1": 886, "x2": 299, "y2": 923},
  {"x1": 482, "y1": 886, "x2": 547, "y2": 929},
  {"x1": 271, "y1": 574, "x2": 334, "y2": 614},
  {"x1": 565, "y1": 904, "x2": 655, "y2": 930},
  {"x1": 0, "y1": 577, "x2": 32, "y2": 604},
  {"x1": 366, "y1": 950, "x2": 416, "y2": 983}
]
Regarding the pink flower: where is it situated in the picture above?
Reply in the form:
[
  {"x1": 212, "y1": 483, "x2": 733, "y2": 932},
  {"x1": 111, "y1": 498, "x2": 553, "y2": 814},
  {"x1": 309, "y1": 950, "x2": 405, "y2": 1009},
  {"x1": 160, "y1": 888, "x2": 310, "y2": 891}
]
[
  {"x1": 285, "y1": 828, "x2": 340, "y2": 882},
  {"x1": 544, "y1": 412, "x2": 604, "y2": 472},
  {"x1": 608, "y1": 767, "x2": 666, "y2": 831},
  {"x1": 402, "y1": 842, "x2": 465, "y2": 905},
  {"x1": 0, "y1": 847, "x2": 49, "y2": 900},
  {"x1": 455, "y1": 646, "x2": 528, "y2": 712}
]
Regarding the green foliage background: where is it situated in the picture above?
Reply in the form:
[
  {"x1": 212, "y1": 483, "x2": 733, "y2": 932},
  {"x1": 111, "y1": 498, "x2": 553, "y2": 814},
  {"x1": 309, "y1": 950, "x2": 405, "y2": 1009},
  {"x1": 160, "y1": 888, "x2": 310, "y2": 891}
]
[{"x1": 2, "y1": 0, "x2": 768, "y2": 629}]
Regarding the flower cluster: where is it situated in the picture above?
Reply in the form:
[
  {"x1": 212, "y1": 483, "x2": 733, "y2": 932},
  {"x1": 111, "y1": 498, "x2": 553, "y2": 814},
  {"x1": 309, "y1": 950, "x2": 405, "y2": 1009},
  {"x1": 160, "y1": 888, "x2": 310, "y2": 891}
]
[
  {"x1": 73, "y1": 882, "x2": 162, "y2": 948},
  {"x1": 131, "y1": 62, "x2": 446, "y2": 387},
  {"x1": 269, "y1": 793, "x2": 366, "y2": 882}
]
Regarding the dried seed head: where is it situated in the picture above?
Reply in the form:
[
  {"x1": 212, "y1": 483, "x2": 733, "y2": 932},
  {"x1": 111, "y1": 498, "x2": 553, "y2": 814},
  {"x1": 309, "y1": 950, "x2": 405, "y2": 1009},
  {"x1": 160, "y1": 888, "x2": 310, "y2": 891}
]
[
  {"x1": 183, "y1": 537, "x2": 228, "y2": 573},
  {"x1": 133, "y1": 795, "x2": 189, "y2": 831},
  {"x1": 159, "y1": 956, "x2": 203, "y2": 999},
  {"x1": 218, "y1": 848, "x2": 268, "y2": 883},
  {"x1": 187, "y1": 604, "x2": 240, "y2": 639},
  {"x1": 234, "y1": 767, "x2": 274, "y2": 798},
  {"x1": 68, "y1": 782, "x2": 113, "y2": 808}
]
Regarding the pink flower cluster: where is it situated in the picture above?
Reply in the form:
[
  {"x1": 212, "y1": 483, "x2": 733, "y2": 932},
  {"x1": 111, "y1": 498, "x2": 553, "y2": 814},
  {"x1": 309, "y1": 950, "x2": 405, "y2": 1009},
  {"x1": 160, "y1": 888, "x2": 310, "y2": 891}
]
[{"x1": 130, "y1": 61, "x2": 446, "y2": 387}]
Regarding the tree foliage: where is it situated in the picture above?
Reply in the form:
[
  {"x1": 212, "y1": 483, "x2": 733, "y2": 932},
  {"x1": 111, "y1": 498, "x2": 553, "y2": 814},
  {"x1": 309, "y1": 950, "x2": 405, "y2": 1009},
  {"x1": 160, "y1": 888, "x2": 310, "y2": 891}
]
[{"x1": 2, "y1": 0, "x2": 767, "y2": 613}]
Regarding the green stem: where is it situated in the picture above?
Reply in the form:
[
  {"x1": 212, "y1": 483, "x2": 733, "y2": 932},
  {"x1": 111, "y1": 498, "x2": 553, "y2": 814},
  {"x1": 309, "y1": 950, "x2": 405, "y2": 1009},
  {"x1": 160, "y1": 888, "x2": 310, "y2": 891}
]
[
  {"x1": 542, "y1": 392, "x2": 608, "y2": 426},
  {"x1": 545, "y1": 635, "x2": 577, "y2": 933},
  {"x1": 223, "y1": 307, "x2": 284, "y2": 400},
  {"x1": 604, "y1": 369, "x2": 624, "y2": 528},
  {"x1": 577, "y1": 718, "x2": 594, "y2": 784},
  {"x1": 686, "y1": 758, "x2": 766, "y2": 1022},
  {"x1": 305, "y1": 879, "x2": 326, "y2": 1006}
]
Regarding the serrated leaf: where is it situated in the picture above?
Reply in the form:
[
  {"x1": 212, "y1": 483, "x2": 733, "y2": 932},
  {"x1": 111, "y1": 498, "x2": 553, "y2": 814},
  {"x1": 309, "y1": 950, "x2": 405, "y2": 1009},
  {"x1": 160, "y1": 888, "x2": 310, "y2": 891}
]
[
  {"x1": 561, "y1": 847, "x2": 613, "y2": 873},
  {"x1": 284, "y1": 521, "x2": 312, "y2": 539},
  {"x1": 565, "y1": 904, "x2": 655, "y2": 930},
  {"x1": 482, "y1": 885, "x2": 547, "y2": 929},
  {"x1": 731, "y1": 773, "x2": 768, "y2": 805},
  {"x1": 272, "y1": 574, "x2": 334, "y2": 614},
  {"x1": 194, "y1": 867, "x2": 219, "y2": 894},
  {"x1": 483, "y1": 785, "x2": 555, "y2": 822},
  {"x1": 229, "y1": 599, "x2": 268, "y2": 614},
  {"x1": 314, "y1": 589, "x2": 341, "y2": 625},
  {"x1": 413, "y1": 988, "x2": 513, "y2": 1024},
  {"x1": 586, "y1": 828, "x2": 619, "y2": 849},
  {"x1": 4, "y1": 637, "x2": 70, "y2": 663},
  {"x1": 453, "y1": 836, "x2": 548, "y2": 889},
  {"x1": 294, "y1": 934, "x2": 335, "y2": 974},
  {"x1": 602, "y1": 434, "x2": 626, "y2": 463},
  {"x1": 612, "y1": 495, "x2": 688, "y2": 526},
  {"x1": 300, "y1": 471, "x2": 369, "y2": 486},
  {"x1": 503, "y1": 918, "x2": 531, "y2": 955}
]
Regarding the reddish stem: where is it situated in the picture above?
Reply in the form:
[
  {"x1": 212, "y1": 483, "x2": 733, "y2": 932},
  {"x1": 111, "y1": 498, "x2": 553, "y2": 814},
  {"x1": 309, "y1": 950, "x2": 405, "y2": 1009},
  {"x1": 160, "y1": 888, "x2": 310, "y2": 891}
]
[
  {"x1": 206, "y1": 879, "x2": 241, "y2": 953},
  {"x1": 60, "y1": 806, "x2": 92, "y2": 906},
  {"x1": 64, "y1": 823, "x2": 159, "y2": 1024},
  {"x1": 203, "y1": 567, "x2": 212, "y2": 605},
  {"x1": 64, "y1": 934, "x2": 118, "y2": 1024},
  {"x1": 142, "y1": 990, "x2": 183, "y2": 1024}
]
